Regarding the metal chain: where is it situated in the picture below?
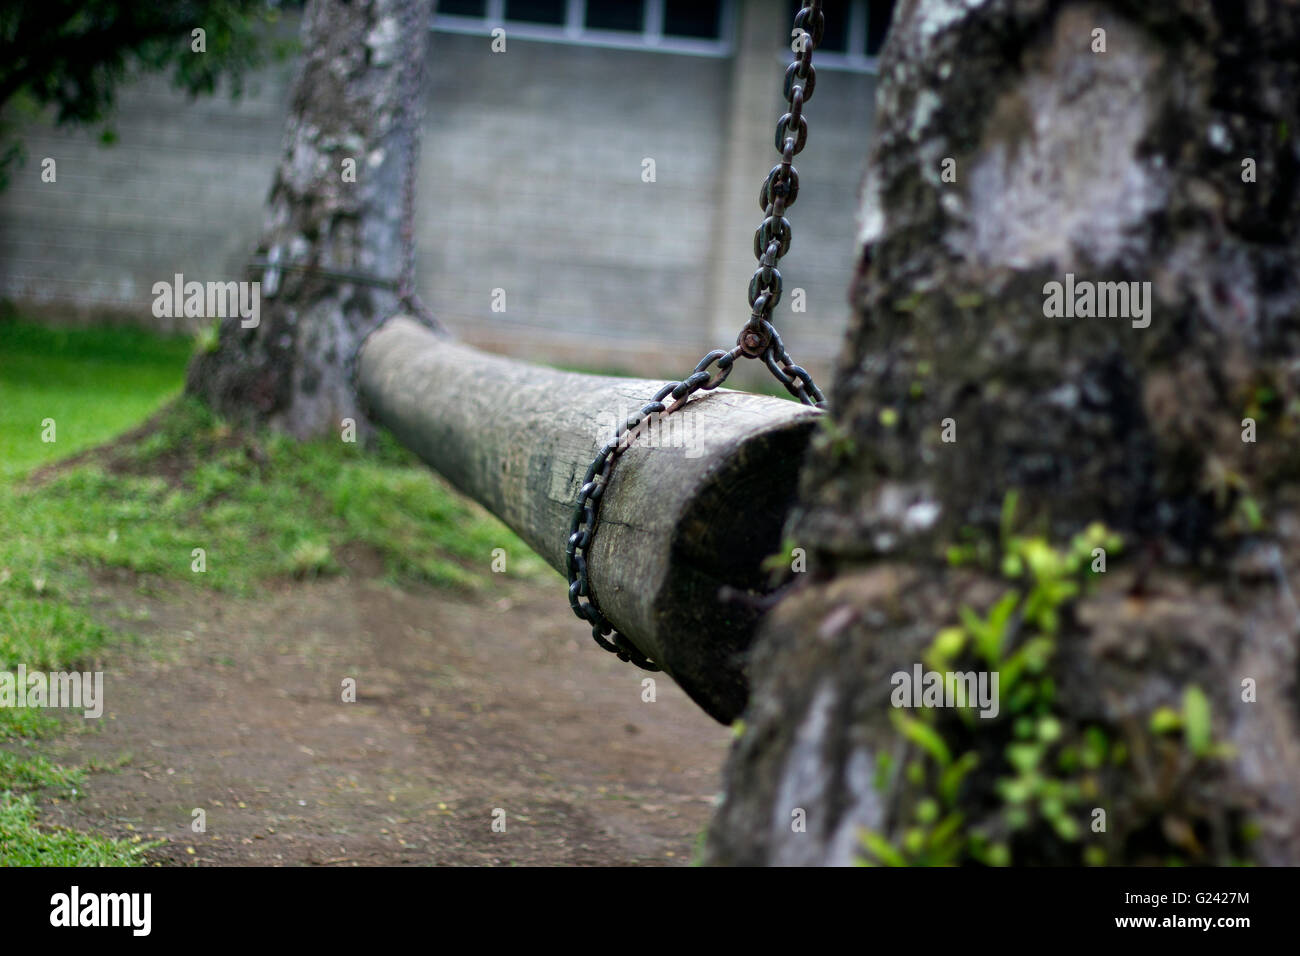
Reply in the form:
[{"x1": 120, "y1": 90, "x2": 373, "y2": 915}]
[
  {"x1": 566, "y1": 1, "x2": 828, "y2": 671},
  {"x1": 565, "y1": 347, "x2": 742, "y2": 671}
]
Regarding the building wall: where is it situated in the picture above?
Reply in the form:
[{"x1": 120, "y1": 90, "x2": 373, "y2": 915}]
[
  {"x1": 0, "y1": 68, "x2": 291, "y2": 334},
  {"x1": 0, "y1": 4, "x2": 876, "y2": 379}
]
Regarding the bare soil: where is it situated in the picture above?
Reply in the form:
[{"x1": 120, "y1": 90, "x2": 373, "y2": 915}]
[{"x1": 35, "y1": 550, "x2": 731, "y2": 865}]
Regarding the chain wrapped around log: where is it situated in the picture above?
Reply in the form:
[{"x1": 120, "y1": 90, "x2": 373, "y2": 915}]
[{"x1": 356, "y1": 317, "x2": 823, "y2": 723}]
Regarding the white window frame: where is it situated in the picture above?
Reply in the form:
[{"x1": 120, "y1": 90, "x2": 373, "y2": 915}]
[
  {"x1": 806, "y1": 0, "x2": 887, "y2": 74},
  {"x1": 433, "y1": 0, "x2": 736, "y2": 58}
]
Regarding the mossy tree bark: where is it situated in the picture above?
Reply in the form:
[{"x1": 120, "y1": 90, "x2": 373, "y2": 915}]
[
  {"x1": 706, "y1": 0, "x2": 1300, "y2": 866},
  {"x1": 186, "y1": 0, "x2": 432, "y2": 438}
]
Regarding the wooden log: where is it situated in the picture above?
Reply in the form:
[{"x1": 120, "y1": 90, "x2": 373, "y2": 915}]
[{"x1": 357, "y1": 317, "x2": 822, "y2": 723}]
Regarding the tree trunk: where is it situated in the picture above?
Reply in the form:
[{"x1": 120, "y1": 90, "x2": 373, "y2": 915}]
[
  {"x1": 186, "y1": 0, "x2": 432, "y2": 438},
  {"x1": 706, "y1": 0, "x2": 1300, "y2": 866}
]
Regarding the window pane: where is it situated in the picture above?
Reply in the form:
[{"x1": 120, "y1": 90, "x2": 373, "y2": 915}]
[
  {"x1": 788, "y1": 1, "x2": 848, "y2": 53},
  {"x1": 865, "y1": 0, "x2": 895, "y2": 55},
  {"x1": 436, "y1": 0, "x2": 487, "y2": 16},
  {"x1": 504, "y1": 0, "x2": 566, "y2": 25},
  {"x1": 664, "y1": 0, "x2": 722, "y2": 39},
  {"x1": 586, "y1": 0, "x2": 645, "y2": 33}
]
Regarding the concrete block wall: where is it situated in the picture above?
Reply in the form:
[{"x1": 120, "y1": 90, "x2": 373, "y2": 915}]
[
  {"x1": 0, "y1": 69, "x2": 292, "y2": 334},
  {"x1": 420, "y1": 30, "x2": 730, "y2": 364},
  {"x1": 0, "y1": 4, "x2": 876, "y2": 379}
]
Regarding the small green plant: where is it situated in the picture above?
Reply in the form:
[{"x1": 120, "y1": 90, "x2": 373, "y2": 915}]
[
  {"x1": 859, "y1": 496, "x2": 1234, "y2": 866},
  {"x1": 760, "y1": 537, "x2": 802, "y2": 577}
]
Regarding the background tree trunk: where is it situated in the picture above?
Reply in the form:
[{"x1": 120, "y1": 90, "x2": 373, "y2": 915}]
[
  {"x1": 186, "y1": 0, "x2": 432, "y2": 438},
  {"x1": 706, "y1": 0, "x2": 1300, "y2": 866}
]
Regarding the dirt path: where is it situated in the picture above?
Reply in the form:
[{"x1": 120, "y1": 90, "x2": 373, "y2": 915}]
[{"x1": 36, "y1": 554, "x2": 732, "y2": 865}]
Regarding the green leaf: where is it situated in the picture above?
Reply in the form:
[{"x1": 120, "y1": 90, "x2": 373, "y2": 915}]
[
  {"x1": 1020, "y1": 538, "x2": 1061, "y2": 582},
  {"x1": 1082, "y1": 726, "x2": 1108, "y2": 769},
  {"x1": 873, "y1": 751, "x2": 894, "y2": 792},
  {"x1": 984, "y1": 842, "x2": 1011, "y2": 866},
  {"x1": 1000, "y1": 491, "x2": 1019, "y2": 544},
  {"x1": 998, "y1": 777, "x2": 1034, "y2": 804},
  {"x1": 1056, "y1": 745, "x2": 1079, "y2": 773},
  {"x1": 1240, "y1": 496, "x2": 1263, "y2": 530},
  {"x1": 1007, "y1": 682, "x2": 1037, "y2": 713},
  {"x1": 965, "y1": 591, "x2": 1019, "y2": 665},
  {"x1": 1149, "y1": 706, "x2": 1182, "y2": 735},
  {"x1": 939, "y1": 752, "x2": 979, "y2": 806},
  {"x1": 1006, "y1": 743, "x2": 1042, "y2": 774},
  {"x1": 860, "y1": 830, "x2": 908, "y2": 867},
  {"x1": 915, "y1": 798, "x2": 940, "y2": 825},
  {"x1": 946, "y1": 544, "x2": 975, "y2": 567},
  {"x1": 904, "y1": 827, "x2": 926, "y2": 855},
  {"x1": 1050, "y1": 814, "x2": 1081, "y2": 841},
  {"x1": 928, "y1": 812, "x2": 965, "y2": 857},
  {"x1": 1037, "y1": 715, "x2": 1063, "y2": 744},
  {"x1": 1002, "y1": 636, "x2": 1055, "y2": 689},
  {"x1": 891, "y1": 711, "x2": 952, "y2": 767},
  {"x1": 928, "y1": 626, "x2": 967, "y2": 665},
  {"x1": 987, "y1": 591, "x2": 1019, "y2": 647},
  {"x1": 1183, "y1": 685, "x2": 1212, "y2": 757}
]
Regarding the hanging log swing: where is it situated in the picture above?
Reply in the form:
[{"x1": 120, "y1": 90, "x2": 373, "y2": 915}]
[{"x1": 357, "y1": 3, "x2": 831, "y2": 725}]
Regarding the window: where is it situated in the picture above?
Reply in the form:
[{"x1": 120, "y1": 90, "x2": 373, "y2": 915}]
[
  {"x1": 786, "y1": 0, "x2": 896, "y2": 71},
  {"x1": 865, "y1": 0, "x2": 892, "y2": 55},
  {"x1": 436, "y1": 0, "x2": 486, "y2": 15},
  {"x1": 504, "y1": 0, "x2": 565, "y2": 25},
  {"x1": 814, "y1": 3, "x2": 850, "y2": 55},
  {"x1": 663, "y1": 0, "x2": 722, "y2": 40},
  {"x1": 434, "y1": 0, "x2": 731, "y2": 55},
  {"x1": 585, "y1": 0, "x2": 644, "y2": 33}
]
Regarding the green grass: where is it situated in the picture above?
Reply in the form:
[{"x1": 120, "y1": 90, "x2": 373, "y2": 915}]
[
  {"x1": 0, "y1": 317, "x2": 193, "y2": 478},
  {"x1": 0, "y1": 590, "x2": 143, "y2": 864},
  {"x1": 0, "y1": 316, "x2": 187, "y2": 864},
  {"x1": 1, "y1": 397, "x2": 547, "y2": 595},
  {"x1": 0, "y1": 315, "x2": 547, "y2": 864},
  {"x1": 0, "y1": 794, "x2": 153, "y2": 865}
]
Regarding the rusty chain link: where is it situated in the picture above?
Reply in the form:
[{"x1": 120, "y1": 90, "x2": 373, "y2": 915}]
[{"x1": 566, "y1": 1, "x2": 827, "y2": 670}]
